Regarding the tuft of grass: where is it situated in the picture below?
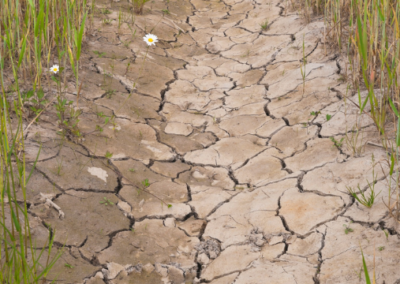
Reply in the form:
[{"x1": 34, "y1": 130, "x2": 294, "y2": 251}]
[
  {"x1": 298, "y1": 0, "x2": 400, "y2": 224},
  {"x1": 133, "y1": 0, "x2": 151, "y2": 15},
  {"x1": 0, "y1": 0, "x2": 93, "y2": 281},
  {"x1": 347, "y1": 154, "x2": 380, "y2": 208},
  {"x1": 347, "y1": 183, "x2": 380, "y2": 208},
  {"x1": 101, "y1": 8, "x2": 112, "y2": 15},
  {"x1": 260, "y1": 20, "x2": 269, "y2": 31}
]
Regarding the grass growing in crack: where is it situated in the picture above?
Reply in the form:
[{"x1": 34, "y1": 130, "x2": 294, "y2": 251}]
[
  {"x1": 330, "y1": 136, "x2": 344, "y2": 148},
  {"x1": 347, "y1": 183, "x2": 380, "y2": 208},
  {"x1": 105, "y1": 151, "x2": 113, "y2": 159},
  {"x1": 298, "y1": 0, "x2": 400, "y2": 226},
  {"x1": 260, "y1": 20, "x2": 269, "y2": 31},
  {"x1": 53, "y1": 157, "x2": 65, "y2": 176},
  {"x1": 141, "y1": 179, "x2": 150, "y2": 188},
  {"x1": 133, "y1": 0, "x2": 151, "y2": 15}
]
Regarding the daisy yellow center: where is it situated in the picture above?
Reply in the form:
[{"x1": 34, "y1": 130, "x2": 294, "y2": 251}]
[
  {"x1": 148, "y1": 38, "x2": 153, "y2": 42},
  {"x1": 53, "y1": 68, "x2": 58, "y2": 71}
]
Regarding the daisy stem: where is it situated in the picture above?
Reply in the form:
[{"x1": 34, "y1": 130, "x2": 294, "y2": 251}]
[{"x1": 134, "y1": 45, "x2": 150, "y2": 90}]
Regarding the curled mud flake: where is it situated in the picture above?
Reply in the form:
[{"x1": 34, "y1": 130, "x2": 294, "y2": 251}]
[
  {"x1": 102, "y1": 262, "x2": 125, "y2": 280},
  {"x1": 40, "y1": 193, "x2": 65, "y2": 219},
  {"x1": 87, "y1": 167, "x2": 108, "y2": 183}
]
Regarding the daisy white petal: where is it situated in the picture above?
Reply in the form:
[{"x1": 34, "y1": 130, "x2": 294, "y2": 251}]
[
  {"x1": 143, "y1": 34, "x2": 158, "y2": 46},
  {"x1": 50, "y1": 65, "x2": 59, "y2": 74}
]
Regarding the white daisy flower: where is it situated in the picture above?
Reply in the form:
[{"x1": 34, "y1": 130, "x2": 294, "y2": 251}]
[
  {"x1": 50, "y1": 65, "x2": 59, "y2": 74},
  {"x1": 143, "y1": 34, "x2": 158, "y2": 46}
]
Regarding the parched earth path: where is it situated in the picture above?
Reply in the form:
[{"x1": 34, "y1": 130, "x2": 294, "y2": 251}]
[{"x1": 20, "y1": 0, "x2": 400, "y2": 283}]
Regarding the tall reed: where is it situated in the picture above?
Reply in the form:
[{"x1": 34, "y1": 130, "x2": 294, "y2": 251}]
[
  {"x1": 0, "y1": 0, "x2": 89, "y2": 282},
  {"x1": 298, "y1": 0, "x2": 400, "y2": 221}
]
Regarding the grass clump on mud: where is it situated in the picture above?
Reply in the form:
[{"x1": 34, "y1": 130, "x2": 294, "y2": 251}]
[
  {"x1": 0, "y1": 0, "x2": 89, "y2": 282},
  {"x1": 296, "y1": 0, "x2": 400, "y2": 280}
]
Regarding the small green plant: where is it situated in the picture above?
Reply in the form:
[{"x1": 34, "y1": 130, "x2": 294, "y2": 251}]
[
  {"x1": 330, "y1": 137, "x2": 344, "y2": 148},
  {"x1": 260, "y1": 20, "x2": 269, "y2": 31},
  {"x1": 129, "y1": 168, "x2": 135, "y2": 172},
  {"x1": 133, "y1": 0, "x2": 151, "y2": 15},
  {"x1": 54, "y1": 157, "x2": 64, "y2": 176},
  {"x1": 125, "y1": 62, "x2": 131, "y2": 75},
  {"x1": 21, "y1": 88, "x2": 49, "y2": 117},
  {"x1": 93, "y1": 51, "x2": 106, "y2": 58},
  {"x1": 101, "y1": 8, "x2": 112, "y2": 15},
  {"x1": 105, "y1": 89, "x2": 116, "y2": 99},
  {"x1": 142, "y1": 179, "x2": 150, "y2": 188},
  {"x1": 102, "y1": 18, "x2": 113, "y2": 25},
  {"x1": 105, "y1": 151, "x2": 113, "y2": 159},
  {"x1": 377, "y1": 246, "x2": 385, "y2": 251},
  {"x1": 100, "y1": 197, "x2": 114, "y2": 206},
  {"x1": 162, "y1": 9, "x2": 170, "y2": 15},
  {"x1": 347, "y1": 154, "x2": 380, "y2": 208},
  {"x1": 122, "y1": 40, "x2": 131, "y2": 48},
  {"x1": 343, "y1": 222, "x2": 354, "y2": 234},
  {"x1": 240, "y1": 49, "x2": 251, "y2": 58},
  {"x1": 326, "y1": 114, "x2": 332, "y2": 121},
  {"x1": 64, "y1": 263, "x2": 74, "y2": 269},
  {"x1": 310, "y1": 111, "x2": 321, "y2": 116}
]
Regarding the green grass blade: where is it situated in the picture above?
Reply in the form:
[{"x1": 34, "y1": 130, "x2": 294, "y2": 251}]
[
  {"x1": 388, "y1": 97, "x2": 399, "y2": 117},
  {"x1": 361, "y1": 248, "x2": 371, "y2": 284}
]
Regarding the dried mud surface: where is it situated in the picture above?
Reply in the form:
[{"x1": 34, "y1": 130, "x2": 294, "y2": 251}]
[{"x1": 20, "y1": 0, "x2": 400, "y2": 283}]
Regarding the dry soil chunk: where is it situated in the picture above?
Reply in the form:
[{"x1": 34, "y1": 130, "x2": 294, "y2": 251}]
[
  {"x1": 184, "y1": 137, "x2": 266, "y2": 169},
  {"x1": 280, "y1": 188, "x2": 344, "y2": 235},
  {"x1": 30, "y1": 191, "x2": 129, "y2": 256},
  {"x1": 119, "y1": 181, "x2": 191, "y2": 220},
  {"x1": 97, "y1": 219, "x2": 199, "y2": 269}
]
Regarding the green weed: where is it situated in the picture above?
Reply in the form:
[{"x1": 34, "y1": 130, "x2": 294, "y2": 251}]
[
  {"x1": 260, "y1": 20, "x2": 269, "y2": 31},
  {"x1": 330, "y1": 137, "x2": 344, "y2": 148},
  {"x1": 343, "y1": 222, "x2": 354, "y2": 234},
  {"x1": 100, "y1": 197, "x2": 114, "y2": 206}
]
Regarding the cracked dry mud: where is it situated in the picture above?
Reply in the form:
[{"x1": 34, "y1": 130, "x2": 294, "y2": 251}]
[{"x1": 20, "y1": 0, "x2": 400, "y2": 283}]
